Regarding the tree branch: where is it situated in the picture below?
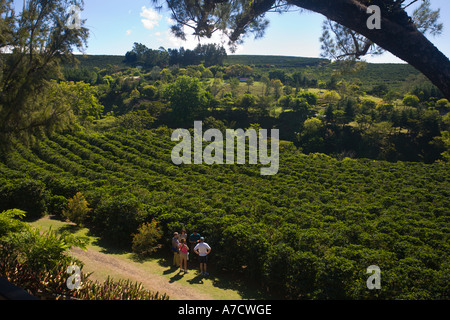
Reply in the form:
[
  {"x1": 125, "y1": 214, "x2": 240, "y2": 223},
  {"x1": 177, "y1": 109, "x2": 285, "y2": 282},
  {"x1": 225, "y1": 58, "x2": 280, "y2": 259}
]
[{"x1": 287, "y1": 0, "x2": 450, "y2": 98}]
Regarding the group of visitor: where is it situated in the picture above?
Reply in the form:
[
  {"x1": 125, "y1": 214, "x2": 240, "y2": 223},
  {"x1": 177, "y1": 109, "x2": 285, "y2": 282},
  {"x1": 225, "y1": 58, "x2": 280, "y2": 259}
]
[{"x1": 171, "y1": 229, "x2": 211, "y2": 276}]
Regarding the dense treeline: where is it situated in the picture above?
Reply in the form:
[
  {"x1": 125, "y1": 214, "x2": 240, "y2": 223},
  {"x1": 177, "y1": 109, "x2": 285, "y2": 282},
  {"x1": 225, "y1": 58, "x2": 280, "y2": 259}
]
[
  {"x1": 0, "y1": 128, "x2": 448, "y2": 299},
  {"x1": 124, "y1": 42, "x2": 227, "y2": 68}
]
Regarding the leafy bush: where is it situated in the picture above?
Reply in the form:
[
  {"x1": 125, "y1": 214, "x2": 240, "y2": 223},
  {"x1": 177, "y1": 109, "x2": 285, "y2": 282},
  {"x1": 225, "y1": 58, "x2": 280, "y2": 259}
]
[
  {"x1": 0, "y1": 179, "x2": 47, "y2": 219},
  {"x1": 132, "y1": 219, "x2": 163, "y2": 256},
  {"x1": 63, "y1": 192, "x2": 91, "y2": 226},
  {"x1": 297, "y1": 91, "x2": 318, "y2": 105},
  {"x1": 47, "y1": 195, "x2": 68, "y2": 218},
  {"x1": 92, "y1": 192, "x2": 146, "y2": 247},
  {"x1": 73, "y1": 276, "x2": 169, "y2": 300},
  {"x1": 402, "y1": 94, "x2": 420, "y2": 107},
  {"x1": 0, "y1": 209, "x2": 89, "y2": 298},
  {"x1": 0, "y1": 209, "x2": 26, "y2": 237}
]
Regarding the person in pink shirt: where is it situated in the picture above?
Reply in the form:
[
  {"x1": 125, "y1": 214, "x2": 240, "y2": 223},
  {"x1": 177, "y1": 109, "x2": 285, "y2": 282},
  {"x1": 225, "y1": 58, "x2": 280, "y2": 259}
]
[{"x1": 178, "y1": 238, "x2": 189, "y2": 273}]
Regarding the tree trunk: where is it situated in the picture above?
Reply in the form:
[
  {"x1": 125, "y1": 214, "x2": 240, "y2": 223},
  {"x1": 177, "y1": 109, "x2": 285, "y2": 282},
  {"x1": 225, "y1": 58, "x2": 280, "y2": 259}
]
[{"x1": 289, "y1": 0, "x2": 450, "y2": 99}]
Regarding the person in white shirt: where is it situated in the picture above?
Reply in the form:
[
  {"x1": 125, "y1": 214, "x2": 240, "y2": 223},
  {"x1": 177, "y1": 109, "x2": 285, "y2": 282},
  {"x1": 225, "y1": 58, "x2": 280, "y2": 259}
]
[{"x1": 194, "y1": 237, "x2": 211, "y2": 276}]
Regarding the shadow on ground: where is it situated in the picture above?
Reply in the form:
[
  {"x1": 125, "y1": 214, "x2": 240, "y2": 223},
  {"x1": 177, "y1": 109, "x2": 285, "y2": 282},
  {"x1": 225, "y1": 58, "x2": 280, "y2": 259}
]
[
  {"x1": 150, "y1": 251, "x2": 269, "y2": 299},
  {"x1": 38, "y1": 216, "x2": 272, "y2": 299}
]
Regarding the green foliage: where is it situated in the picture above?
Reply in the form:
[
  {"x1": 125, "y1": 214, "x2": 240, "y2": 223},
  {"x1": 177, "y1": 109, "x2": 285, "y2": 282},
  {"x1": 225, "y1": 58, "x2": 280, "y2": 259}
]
[
  {"x1": 403, "y1": 94, "x2": 420, "y2": 107},
  {"x1": 169, "y1": 43, "x2": 227, "y2": 67},
  {"x1": 0, "y1": 209, "x2": 89, "y2": 298},
  {"x1": 0, "y1": 209, "x2": 167, "y2": 300},
  {"x1": 73, "y1": 276, "x2": 169, "y2": 300},
  {"x1": 270, "y1": 79, "x2": 283, "y2": 99},
  {"x1": 324, "y1": 90, "x2": 341, "y2": 104},
  {"x1": 437, "y1": 130, "x2": 450, "y2": 161},
  {"x1": 92, "y1": 192, "x2": 147, "y2": 247},
  {"x1": 164, "y1": 75, "x2": 208, "y2": 125},
  {"x1": 225, "y1": 64, "x2": 254, "y2": 78},
  {"x1": 0, "y1": 209, "x2": 26, "y2": 238},
  {"x1": 0, "y1": 0, "x2": 89, "y2": 145},
  {"x1": 5, "y1": 227, "x2": 86, "y2": 271},
  {"x1": 63, "y1": 192, "x2": 91, "y2": 226},
  {"x1": 240, "y1": 93, "x2": 257, "y2": 109},
  {"x1": 63, "y1": 67, "x2": 98, "y2": 84},
  {"x1": 124, "y1": 43, "x2": 169, "y2": 68},
  {"x1": 1, "y1": 36, "x2": 449, "y2": 299},
  {"x1": 6, "y1": 0, "x2": 449, "y2": 301},
  {"x1": 1, "y1": 129, "x2": 448, "y2": 299},
  {"x1": 303, "y1": 117, "x2": 322, "y2": 134},
  {"x1": 141, "y1": 84, "x2": 158, "y2": 99},
  {"x1": 115, "y1": 110, "x2": 155, "y2": 132},
  {"x1": 57, "y1": 81, "x2": 104, "y2": 123},
  {"x1": 297, "y1": 92, "x2": 318, "y2": 106},
  {"x1": 435, "y1": 99, "x2": 450, "y2": 112},
  {"x1": 132, "y1": 219, "x2": 163, "y2": 257},
  {"x1": 0, "y1": 178, "x2": 48, "y2": 219},
  {"x1": 47, "y1": 195, "x2": 68, "y2": 218}
]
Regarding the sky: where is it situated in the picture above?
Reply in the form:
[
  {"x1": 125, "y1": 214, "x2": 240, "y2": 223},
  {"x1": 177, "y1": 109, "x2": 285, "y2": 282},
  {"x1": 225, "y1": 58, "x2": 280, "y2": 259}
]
[{"x1": 13, "y1": 0, "x2": 450, "y2": 63}]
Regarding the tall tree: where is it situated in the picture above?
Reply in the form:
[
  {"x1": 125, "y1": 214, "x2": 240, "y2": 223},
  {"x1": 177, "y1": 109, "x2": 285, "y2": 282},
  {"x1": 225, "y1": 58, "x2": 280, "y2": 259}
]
[
  {"x1": 0, "y1": 0, "x2": 88, "y2": 145},
  {"x1": 124, "y1": 43, "x2": 169, "y2": 68},
  {"x1": 164, "y1": 75, "x2": 208, "y2": 125},
  {"x1": 152, "y1": 0, "x2": 450, "y2": 99}
]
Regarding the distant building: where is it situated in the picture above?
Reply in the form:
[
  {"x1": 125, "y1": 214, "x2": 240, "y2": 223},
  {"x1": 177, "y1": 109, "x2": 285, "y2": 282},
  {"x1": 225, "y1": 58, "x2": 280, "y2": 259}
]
[{"x1": 123, "y1": 76, "x2": 141, "y2": 81}]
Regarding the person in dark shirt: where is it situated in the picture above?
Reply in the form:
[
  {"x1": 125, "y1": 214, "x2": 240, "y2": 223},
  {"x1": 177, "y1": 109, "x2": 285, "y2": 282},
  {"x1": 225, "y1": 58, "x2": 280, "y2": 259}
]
[
  {"x1": 188, "y1": 231, "x2": 201, "y2": 259},
  {"x1": 172, "y1": 232, "x2": 180, "y2": 266}
]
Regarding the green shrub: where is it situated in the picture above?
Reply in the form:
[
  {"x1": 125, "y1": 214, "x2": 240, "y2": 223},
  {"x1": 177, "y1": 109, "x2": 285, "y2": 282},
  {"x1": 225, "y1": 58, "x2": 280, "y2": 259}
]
[
  {"x1": 92, "y1": 193, "x2": 146, "y2": 247},
  {"x1": 47, "y1": 195, "x2": 68, "y2": 218},
  {"x1": 0, "y1": 179, "x2": 47, "y2": 219},
  {"x1": 0, "y1": 209, "x2": 26, "y2": 237},
  {"x1": 63, "y1": 192, "x2": 91, "y2": 226},
  {"x1": 73, "y1": 276, "x2": 169, "y2": 300},
  {"x1": 132, "y1": 219, "x2": 163, "y2": 256},
  {"x1": 0, "y1": 211, "x2": 89, "y2": 299},
  {"x1": 297, "y1": 91, "x2": 318, "y2": 105},
  {"x1": 402, "y1": 94, "x2": 420, "y2": 107}
]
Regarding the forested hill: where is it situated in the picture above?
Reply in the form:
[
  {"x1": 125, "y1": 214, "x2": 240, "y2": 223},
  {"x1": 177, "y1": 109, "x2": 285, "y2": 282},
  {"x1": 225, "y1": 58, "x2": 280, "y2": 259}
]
[
  {"x1": 70, "y1": 53, "x2": 329, "y2": 69},
  {"x1": 224, "y1": 55, "x2": 329, "y2": 67},
  {"x1": 71, "y1": 53, "x2": 421, "y2": 91}
]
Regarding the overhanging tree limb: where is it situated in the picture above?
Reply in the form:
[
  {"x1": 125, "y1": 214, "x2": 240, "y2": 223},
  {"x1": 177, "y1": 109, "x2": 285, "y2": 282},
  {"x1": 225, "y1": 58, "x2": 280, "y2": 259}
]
[
  {"x1": 287, "y1": 0, "x2": 450, "y2": 98},
  {"x1": 159, "y1": 0, "x2": 450, "y2": 99}
]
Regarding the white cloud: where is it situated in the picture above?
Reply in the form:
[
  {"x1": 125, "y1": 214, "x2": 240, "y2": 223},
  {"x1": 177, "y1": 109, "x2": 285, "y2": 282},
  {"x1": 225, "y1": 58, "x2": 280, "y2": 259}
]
[
  {"x1": 126, "y1": 29, "x2": 132, "y2": 36},
  {"x1": 140, "y1": 6, "x2": 161, "y2": 30},
  {"x1": 166, "y1": 17, "x2": 176, "y2": 24}
]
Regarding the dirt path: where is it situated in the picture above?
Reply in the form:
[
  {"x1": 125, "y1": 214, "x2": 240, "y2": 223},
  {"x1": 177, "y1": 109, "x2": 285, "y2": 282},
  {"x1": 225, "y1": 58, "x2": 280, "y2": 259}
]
[
  {"x1": 29, "y1": 216, "x2": 243, "y2": 300},
  {"x1": 70, "y1": 247, "x2": 215, "y2": 300}
]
